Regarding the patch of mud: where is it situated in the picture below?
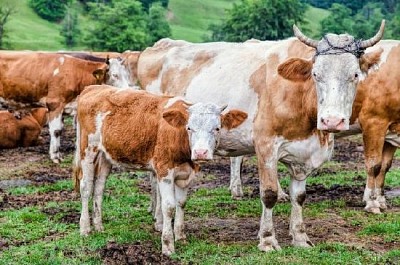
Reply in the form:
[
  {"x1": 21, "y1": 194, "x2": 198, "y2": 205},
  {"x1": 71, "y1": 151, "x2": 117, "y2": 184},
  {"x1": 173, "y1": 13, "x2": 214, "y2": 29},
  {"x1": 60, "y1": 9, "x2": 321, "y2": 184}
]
[
  {"x1": 41, "y1": 206, "x2": 80, "y2": 224},
  {"x1": 0, "y1": 179, "x2": 32, "y2": 189},
  {"x1": 100, "y1": 241, "x2": 181, "y2": 265},
  {"x1": 0, "y1": 189, "x2": 78, "y2": 210}
]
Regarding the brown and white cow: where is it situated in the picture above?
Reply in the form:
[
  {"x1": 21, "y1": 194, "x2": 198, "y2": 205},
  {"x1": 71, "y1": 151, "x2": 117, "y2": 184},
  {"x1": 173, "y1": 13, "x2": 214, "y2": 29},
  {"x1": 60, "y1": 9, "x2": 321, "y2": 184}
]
[
  {"x1": 73, "y1": 85, "x2": 247, "y2": 255},
  {"x1": 0, "y1": 108, "x2": 48, "y2": 148},
  {"x1": 346, "y1": 40, "x2": 400, "y2": 213},
  {"x1": 137, "y1": 21, "x2": 385, "y2": 251},
  {"x1": 0, "y1": 51, "x2": 132, "y2": 163}
]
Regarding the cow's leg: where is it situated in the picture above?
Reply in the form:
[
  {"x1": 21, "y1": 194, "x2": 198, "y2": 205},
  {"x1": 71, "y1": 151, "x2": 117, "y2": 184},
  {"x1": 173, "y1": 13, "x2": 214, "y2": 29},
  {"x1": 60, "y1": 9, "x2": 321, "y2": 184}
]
[
  {"x1": 93, "y1": 155, "x2": 111, "y2": 232},
  {"x1": 174, "y1": 184, "x2": 188, "y2": 242},
  {"x1": 362, "y1": 122, "x2": 388, "y2": 214},
  {"x1": 154, "y1": 181, "x2": 163, "y2": 232},
  {"x1": 256, "y1": 144, "x2": 281, "y2": 252},
  {"x1": 375, "y1": 142, "x2": 396, "y2": 211},
  {"x1": 79, "y1": 148, "x2": 97, "y2": 236},
  {"x1": 148, "y1": 172, "x2": 157, "y2": 216},
  {"x1": 47, "y1": 106, "x2": 65, "y2": 163},
  {"x1": 230, "y1": 156, "x2": 244, "y2": 199},
  {"x1": 289, "y1": 177, "x2": 313, "y2": 247},
  {"x1": 158, "y1": 170, "x2": 176, "y2": 256}
]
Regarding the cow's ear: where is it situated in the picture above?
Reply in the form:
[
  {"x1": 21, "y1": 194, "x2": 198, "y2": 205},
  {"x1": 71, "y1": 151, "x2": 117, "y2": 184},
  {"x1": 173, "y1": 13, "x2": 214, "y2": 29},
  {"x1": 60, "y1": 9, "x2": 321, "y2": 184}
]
[
  {"x1": 278, "y1": 58, "x2": 312, "y2": 82},
  {"x1": 163, "y1": 109, "x2": 188, "y2": 128},
  {"x1": 221, "y1": 110, "x2": 248, "y2": 130},
  {"x1": 93, "y1": 69, "x2": 106, "y2": 82},
  {"x1": 360, "y1": 48, "x2": 383, "y2": 73}
]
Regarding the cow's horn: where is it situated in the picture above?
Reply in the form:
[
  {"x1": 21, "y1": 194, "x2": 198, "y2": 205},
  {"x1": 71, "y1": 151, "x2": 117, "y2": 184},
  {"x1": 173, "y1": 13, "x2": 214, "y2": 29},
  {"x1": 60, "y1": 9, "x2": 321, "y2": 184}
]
[
  {"x1": 359, "y1": 20, "x2": 385, "y2": 49},
  {"x1": 293, "y1": 24, "x2": 319, "y2": 48}
]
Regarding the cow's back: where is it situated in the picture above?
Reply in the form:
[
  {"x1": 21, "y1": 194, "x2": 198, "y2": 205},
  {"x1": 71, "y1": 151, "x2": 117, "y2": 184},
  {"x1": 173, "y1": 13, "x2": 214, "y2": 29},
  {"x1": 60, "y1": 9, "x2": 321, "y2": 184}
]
[{"x1": 77, "y1": 86, "x2": 171, "y2": 165}]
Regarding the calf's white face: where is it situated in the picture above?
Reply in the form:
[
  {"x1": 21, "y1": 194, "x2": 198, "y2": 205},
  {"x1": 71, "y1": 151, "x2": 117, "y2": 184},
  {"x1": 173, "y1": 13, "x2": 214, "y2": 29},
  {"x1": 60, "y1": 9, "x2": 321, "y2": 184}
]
[
  {"x1": 163, "y1": 102, "x2": 248, "y2": 161},
  {"x1": 186, "y1": 103, "x2": 226, "y2": 160}
]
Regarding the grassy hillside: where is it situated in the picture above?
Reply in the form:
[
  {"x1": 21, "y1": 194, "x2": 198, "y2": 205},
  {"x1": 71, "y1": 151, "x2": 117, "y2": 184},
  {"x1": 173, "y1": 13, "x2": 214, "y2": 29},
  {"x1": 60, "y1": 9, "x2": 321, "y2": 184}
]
[
  {"x1": 168, "y1": 0, "x2": 239, "y2": 42},
  {"x1": 2, "y1": 0, "x2": 330, "y2": 50},
  {"x1": 1, "y1": 0, "x2": 65, "y2": 50}
]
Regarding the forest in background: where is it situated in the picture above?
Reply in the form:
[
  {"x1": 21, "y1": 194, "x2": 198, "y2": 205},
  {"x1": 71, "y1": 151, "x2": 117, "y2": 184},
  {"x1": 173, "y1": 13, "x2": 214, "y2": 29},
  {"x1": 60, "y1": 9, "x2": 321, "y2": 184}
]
[{"x1": 0, "y1": 0, "x2": 398, "y2": 51}]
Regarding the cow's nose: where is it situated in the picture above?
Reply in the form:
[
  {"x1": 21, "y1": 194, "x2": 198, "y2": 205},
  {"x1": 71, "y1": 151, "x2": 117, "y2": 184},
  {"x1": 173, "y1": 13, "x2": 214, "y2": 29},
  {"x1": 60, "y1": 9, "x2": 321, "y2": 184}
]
[
  {"x1": 320, "y1": 116, "x2": 346, "y2": 131},
  {"x1": 194, "y1": 149, "x2": 208, "y2": 160}
]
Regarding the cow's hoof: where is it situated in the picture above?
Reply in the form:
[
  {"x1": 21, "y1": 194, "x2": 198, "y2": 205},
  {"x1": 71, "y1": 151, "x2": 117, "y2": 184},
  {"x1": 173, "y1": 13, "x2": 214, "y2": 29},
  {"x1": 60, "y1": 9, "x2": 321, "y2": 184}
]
[
  {"x1": 230, "y1": 187, "x2": 243, "y2": 200},
  {"x1": 258, "y1": 243, "x2": 281, "y2": 252},
  {"x1": 162, "y1": 246, "x2": 175, "y2": 256},
  {"x1": 365, "y1": 206, "x2": 381, "y2": 214},
  {"x1": 80, "y1": 228, "x2": 91, "y2": 236},
  {"x1": 175, "y1": 233, "x2": 187, "y2": 242},
  {"x1": 94, "y1": 224, "x2": 104, "y2": 232},
  {"x1": 52, "y1": 158, "x2": 61, "y2": 164},
  {"x1": 293, "y1": 239, "x2": 314, "y2": 247}
]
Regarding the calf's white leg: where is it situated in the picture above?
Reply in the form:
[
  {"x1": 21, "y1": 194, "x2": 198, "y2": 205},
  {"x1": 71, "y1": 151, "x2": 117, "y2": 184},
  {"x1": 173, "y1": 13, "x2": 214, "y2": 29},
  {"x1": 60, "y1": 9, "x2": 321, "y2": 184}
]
[
  {"x1": 49, "y1": 113, "x2": 64, "y2": 163},
  {"x1": 93, "y1": 155, "x2": 111, "y2": 232},
  {"x1": 230, "y1": 156, "x2": 244, "y2": 199},
  {"x1": 158, "y1": 170, "x2": 176, "y2": 256}
]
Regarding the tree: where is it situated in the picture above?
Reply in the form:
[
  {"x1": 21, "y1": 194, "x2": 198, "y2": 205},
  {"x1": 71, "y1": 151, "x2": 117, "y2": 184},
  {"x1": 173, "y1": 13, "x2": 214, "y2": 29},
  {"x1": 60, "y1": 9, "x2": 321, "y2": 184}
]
[
  {"x1": 352, "y1": 2, "x2": 384, "y2": 39},
  {"x1": 320, "y1": 3, "x2": 353, "y2": 34},
  {"x1": 29, "y1": 0, "x2": 70, "y2": 22},
  {"x1": 60, "y1": 1, "x2": 80, "y2": 48},
  {"x1": 84, "y1": 0, "x2": 171, "y2": 52},
  {"x1": 209, "y1": 0, "x2": 307, "y2": 42},
  {"x1": 0, "y1": 3, "x2": 16, "y2": 49},
  {"x1": 148, "y1": 2, "x2": 171, "y2": 43}
]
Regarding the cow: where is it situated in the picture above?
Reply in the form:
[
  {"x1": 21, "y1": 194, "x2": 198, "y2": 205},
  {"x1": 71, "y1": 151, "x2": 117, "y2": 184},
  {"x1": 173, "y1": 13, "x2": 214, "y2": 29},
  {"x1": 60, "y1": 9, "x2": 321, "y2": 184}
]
[
  {"x1": 139, "y1": 38, "x2": 279, "y2": 200},
  {"x1": 72, "y1": 84, "x2": 248, "y2": 255},
  {"x1": 345, "y1": 40, "x2": 400, "y2": 214},
  {"x1": 0, "y1": 108, "x2": 48, "y2": 148},
  {"x1": 0, "y1": 51, "x2": 132, "y2": 163},
  {"x1": 136, "y1": 21, "x2": 385, "y2": 251}
]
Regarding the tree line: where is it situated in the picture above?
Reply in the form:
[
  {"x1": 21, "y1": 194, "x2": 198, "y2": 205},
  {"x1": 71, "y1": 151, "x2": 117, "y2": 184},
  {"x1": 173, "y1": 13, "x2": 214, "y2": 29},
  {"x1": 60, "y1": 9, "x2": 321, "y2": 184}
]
[{"x1": 0, "y1": 0, "x2": 399, "y2": 51}]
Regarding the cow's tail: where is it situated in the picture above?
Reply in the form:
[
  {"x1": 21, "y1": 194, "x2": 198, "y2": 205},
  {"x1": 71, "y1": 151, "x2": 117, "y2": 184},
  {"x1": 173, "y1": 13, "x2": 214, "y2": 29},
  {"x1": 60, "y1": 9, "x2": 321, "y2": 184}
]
[{"x1": 72, "y1": 119, "x2": 82, "y2": 193}]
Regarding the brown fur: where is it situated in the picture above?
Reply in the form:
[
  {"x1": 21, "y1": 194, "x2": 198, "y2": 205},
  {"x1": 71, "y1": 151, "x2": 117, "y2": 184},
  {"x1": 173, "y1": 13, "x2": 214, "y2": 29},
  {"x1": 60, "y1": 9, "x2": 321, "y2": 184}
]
[
  {"x1": 351, "y1": 43, "x2": 400, "y2": 193},
  {"x1": 0, "y1": 107, "x2": 48, "y2": 148}
]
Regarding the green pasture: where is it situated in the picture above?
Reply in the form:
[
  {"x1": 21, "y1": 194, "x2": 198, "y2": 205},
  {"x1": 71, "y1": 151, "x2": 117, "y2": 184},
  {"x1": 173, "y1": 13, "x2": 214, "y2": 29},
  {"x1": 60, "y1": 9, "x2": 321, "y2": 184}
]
[{"x1": 0, "y1": 160, "x2": 399, "y2": 264}]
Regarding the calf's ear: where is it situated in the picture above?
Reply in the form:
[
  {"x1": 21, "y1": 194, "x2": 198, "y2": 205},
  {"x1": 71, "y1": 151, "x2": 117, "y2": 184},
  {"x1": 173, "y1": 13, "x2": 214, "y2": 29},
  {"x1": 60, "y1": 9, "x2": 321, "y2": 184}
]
[
  {"x1": 163, "y1": 109, "x2": 188, "y2": 128},
  {"x1": 278, "y1": 58, "x2": 312, "y2": 82},
  {"x1": 359, "y1": 48, "x2": 383, "y2": 73},
  {"x1": 93, "y1": 69, "x2": 106, "y2": 83},
  {"x1": 221, "y1": 110, "x2": 248, "y2": 130}
]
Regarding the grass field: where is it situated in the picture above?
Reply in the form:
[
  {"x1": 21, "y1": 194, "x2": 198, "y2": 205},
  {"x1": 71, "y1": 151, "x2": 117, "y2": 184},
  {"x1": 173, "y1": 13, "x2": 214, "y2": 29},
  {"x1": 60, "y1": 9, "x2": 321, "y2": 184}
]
[{"x1": 0, "y1": 125, "x2": 399, "y2": 264}]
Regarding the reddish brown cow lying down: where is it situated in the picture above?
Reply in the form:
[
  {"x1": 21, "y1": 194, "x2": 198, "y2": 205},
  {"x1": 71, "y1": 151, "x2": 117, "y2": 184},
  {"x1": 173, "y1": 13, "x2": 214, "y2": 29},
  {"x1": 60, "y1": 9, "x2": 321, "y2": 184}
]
[
  {"x1": 0, "y1": 108, "x2": 48, "y2": 148},
  {"x1": 73, "y1": 85, "x2": 247, "y2": 255}
]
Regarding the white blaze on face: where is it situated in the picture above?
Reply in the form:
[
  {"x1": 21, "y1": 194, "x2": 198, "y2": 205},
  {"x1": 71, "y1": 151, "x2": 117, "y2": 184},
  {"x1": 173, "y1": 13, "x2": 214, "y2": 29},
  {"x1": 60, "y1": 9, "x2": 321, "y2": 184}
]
[
  {"x1": 186, "y1": 103, "x2": 224, "y2": 160},
  {"x1": 106, "y1": 58, "x2": 134, "y2": 88}
]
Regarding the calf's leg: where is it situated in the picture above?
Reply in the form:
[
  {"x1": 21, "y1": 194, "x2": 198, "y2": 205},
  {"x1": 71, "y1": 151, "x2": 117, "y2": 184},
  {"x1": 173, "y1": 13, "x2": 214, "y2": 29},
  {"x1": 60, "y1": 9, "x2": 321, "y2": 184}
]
[
  {"x1": 230, "y1": 156, "x2": 244, "y2": 199},
  {"x1": 93, "y1": 155, "x2": 111, "y2": 232},
  {"x1": 158, "y1": 170, "x2": 176, "y2": 256}
]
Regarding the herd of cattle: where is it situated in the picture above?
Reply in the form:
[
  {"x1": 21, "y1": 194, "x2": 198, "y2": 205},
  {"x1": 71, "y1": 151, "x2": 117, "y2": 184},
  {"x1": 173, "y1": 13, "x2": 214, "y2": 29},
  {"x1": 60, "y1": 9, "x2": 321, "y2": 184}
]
[{"x1": 1, "y1": 20, "x2": 399, "y2": 255}]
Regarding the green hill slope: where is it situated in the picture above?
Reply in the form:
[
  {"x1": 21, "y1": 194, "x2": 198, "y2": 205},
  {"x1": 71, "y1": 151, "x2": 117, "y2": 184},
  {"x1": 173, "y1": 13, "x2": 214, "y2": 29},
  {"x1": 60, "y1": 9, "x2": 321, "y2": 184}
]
[
  {"x1": 1, "y1": 0, "x2": 65, "y2": 50},
  {"x1": 2, "y1": 0, "x2": 330, "y2": 50}
]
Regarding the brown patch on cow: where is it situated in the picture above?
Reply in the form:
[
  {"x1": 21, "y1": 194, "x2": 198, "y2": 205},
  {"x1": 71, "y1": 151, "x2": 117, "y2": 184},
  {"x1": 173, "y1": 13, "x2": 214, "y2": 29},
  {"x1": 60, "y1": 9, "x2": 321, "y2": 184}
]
[
  {"x1": 359, "y1": 48, "x2": 383, "y2": 73},
  {"x1": 221, "y1": 110, "x2": 248, "y2": 130},
  {"x1": 261, "y1": 189, "x2": 277, "y2": 209},
  {"x1": 160, "y1": 51, "x2": 216, "y2": 95},
  {"x1": 296, "y1": 192, "x2": 306, "y2": 206},
  {"x1": 249, "y1": 63, "x2": 266, "y2": 96},
  {"x1": 287, "y1": 39, "x2": 315, "y2": 58}
]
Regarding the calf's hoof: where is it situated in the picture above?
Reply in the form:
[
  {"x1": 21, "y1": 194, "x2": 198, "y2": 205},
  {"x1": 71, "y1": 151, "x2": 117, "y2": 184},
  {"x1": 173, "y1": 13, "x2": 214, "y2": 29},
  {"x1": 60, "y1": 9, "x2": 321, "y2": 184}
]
[
  {"x1": 365, "y1": 200, "x2": 382, "y2": 214},
  {"x1": 230, "y1": 187, "x2": 244, "y2": 200},
  {"x1": 292, "y1": 239, "x2": 314, "y2": 248},
  {"x1": 162, "y1": 245, "x2": 175, "y2": 256}
]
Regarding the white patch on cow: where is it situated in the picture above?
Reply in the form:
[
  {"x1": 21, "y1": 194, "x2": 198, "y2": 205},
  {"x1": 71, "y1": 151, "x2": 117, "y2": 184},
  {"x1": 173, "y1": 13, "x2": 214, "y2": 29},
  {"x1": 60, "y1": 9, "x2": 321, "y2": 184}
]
[
  {"x1": 49, "y1": 113, "x2": 63, "y2": 162},
  {"x1": 164, "y1": 96, "x2": 187, "y2": 109},
  {"x1": 276, "y1": 133, "x2": 334, "y2": 179},
  {"x1": 53, "y1": 68, "x2": 59, "y2": 76},
  {"x1": 58, "y1": 56, "x2": 65, "y2": 65}
]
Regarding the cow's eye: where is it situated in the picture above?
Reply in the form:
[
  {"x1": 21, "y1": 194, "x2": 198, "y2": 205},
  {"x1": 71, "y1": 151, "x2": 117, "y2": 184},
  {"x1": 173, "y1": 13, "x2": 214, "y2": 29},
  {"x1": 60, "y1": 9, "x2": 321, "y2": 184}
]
[
  {"x1": 187, "y1": 127, "x2": 191, "y2": 131},
  {"x1": 215, "y1": 128, "x2": 220, "y2": 132}
]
